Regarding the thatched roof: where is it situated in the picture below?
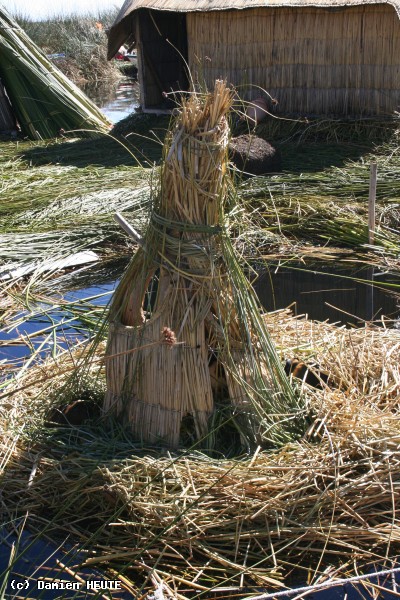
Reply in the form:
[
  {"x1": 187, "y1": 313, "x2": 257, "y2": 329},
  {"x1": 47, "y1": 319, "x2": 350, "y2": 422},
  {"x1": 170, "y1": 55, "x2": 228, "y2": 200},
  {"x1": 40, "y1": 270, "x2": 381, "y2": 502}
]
[{"x1": 108, "y1": 0, "x2": 400, "y2": 58}]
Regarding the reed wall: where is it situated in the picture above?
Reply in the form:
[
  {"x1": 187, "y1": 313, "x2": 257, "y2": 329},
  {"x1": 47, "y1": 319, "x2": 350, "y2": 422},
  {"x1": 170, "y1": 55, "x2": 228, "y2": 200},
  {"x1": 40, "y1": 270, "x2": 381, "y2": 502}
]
[{"x1": 187, "y1": 4, "x2": 400, "y2": 116}]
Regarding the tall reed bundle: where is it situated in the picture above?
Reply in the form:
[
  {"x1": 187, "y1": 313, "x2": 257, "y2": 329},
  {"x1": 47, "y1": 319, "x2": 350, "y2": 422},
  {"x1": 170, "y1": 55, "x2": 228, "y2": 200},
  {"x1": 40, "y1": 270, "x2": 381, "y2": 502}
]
[
  {"x1": 0, "y1": 8, "x2": 111, "y2": 139},
  {"x1": 104, "y1": 80, "x2": 305, "y2": 448}
]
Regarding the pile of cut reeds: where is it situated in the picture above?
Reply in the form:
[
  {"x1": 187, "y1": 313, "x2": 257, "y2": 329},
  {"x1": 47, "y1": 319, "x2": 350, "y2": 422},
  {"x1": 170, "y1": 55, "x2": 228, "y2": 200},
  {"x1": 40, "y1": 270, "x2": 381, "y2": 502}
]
[
  {"x1": 2, "y1": 309, "x2": 400, "y2": 597},
  {"x1": 235, "y1": 137, "x2": 400, "y2": 255},
  {"x1": 0, "y1": 8, "x2": 111, "y2": 138},
  {"x1": 104, "y1": 80, "x2": 305, "y2": 449},
  {"x1": 0, "y1": 134, "x2": 152, "y2": 294}
]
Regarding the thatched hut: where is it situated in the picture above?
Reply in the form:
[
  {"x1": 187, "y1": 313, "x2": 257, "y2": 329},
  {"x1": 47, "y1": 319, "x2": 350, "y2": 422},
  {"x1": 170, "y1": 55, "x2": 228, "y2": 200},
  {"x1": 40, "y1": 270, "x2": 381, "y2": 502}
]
[{"x1": 108, "y1": 0, "x2": 400, "y2": 117}]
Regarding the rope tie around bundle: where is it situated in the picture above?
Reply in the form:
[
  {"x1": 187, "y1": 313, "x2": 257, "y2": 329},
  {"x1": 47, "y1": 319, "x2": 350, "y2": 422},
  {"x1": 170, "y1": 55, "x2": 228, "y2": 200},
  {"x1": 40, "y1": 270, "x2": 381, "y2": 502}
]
[
  {"x1": 104, "y1": 80, "x2": 306, "y2": 449},
  {"x1": 148, "y1": 213, "x2": 224, "y2": 276}
]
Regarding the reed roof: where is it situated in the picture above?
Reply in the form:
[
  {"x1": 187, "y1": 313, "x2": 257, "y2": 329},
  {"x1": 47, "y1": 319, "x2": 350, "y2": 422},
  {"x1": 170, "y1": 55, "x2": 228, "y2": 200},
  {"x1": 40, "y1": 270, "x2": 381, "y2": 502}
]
[
  {"x1": 108, "y1": 0, "x2": 400, "y2": 58},
  {"x1": 114, "y1": 0, "x2": 400, "y2": 14}
]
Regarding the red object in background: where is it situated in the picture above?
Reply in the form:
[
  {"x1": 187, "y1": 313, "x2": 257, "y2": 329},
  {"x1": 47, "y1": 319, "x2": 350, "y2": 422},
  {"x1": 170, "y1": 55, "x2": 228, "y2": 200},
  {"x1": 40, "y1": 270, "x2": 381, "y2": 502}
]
[{"x1": 114, "y1": 52, "x2": 124, "y2": 60}]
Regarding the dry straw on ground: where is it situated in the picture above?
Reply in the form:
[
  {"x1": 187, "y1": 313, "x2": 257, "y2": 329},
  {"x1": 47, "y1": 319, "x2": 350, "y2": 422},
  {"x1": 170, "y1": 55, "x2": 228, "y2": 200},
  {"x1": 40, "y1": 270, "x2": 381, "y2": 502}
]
[{"x1": 1, "y1": 308, "x2": 400, "y2": 597}]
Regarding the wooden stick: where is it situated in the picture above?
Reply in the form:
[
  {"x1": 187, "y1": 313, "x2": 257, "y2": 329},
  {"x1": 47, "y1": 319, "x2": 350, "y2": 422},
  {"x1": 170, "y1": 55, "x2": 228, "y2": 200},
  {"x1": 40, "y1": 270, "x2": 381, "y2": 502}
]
[
  {"x1": 366, "y1": 162, "x2": 377, "y2": 320},
  {"x1": 114, "y1": 212, "x2": 145, "y2": 248},
  {"x1": 368, "y1": 162, "x2": 377, "y2": 245}
]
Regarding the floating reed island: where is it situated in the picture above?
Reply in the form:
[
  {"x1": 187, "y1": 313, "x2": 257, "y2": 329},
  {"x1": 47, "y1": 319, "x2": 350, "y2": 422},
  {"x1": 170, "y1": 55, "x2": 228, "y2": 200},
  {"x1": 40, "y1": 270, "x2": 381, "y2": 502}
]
[
  {"x1": 2, "y1": 83, "x2": 400, "y2": 598},
  {"x1": 2, "y1": 308, "x2": 400, "y2": 597}
]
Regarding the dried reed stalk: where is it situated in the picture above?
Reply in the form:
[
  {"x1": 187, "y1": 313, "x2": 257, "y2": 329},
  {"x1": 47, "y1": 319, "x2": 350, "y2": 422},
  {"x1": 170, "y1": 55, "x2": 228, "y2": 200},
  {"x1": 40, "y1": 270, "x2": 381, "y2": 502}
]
[{"x1": 104, "y1": 81, "x2": 304, "y2": 448}]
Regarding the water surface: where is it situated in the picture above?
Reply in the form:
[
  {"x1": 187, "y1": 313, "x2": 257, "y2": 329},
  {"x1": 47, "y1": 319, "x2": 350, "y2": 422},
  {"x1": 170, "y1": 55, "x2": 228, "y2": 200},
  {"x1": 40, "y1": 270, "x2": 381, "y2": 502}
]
[{"x1": 85, "y1": 78, "x2": 140, "y2": 123}]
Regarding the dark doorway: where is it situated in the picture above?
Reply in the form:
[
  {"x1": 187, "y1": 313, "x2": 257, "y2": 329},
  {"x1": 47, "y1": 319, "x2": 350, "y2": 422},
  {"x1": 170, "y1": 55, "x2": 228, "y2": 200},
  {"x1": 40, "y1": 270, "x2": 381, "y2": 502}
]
[
  {"x1": 0, "y1": 79, "x2": 16, "y2": 132},
  {"x1": 138, "y1": 9, "x2": 189, "y2": 109}
]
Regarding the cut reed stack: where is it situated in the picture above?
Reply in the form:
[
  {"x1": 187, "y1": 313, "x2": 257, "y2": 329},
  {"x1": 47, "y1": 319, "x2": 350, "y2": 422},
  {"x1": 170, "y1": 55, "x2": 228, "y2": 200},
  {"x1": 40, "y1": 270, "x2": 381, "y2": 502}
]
[
  {"x1": 104, "y1": 80, "x2": 305, "y2": 448},
  {"x1": 0, "y1": 7, "x2": 111, "y2": 139}
]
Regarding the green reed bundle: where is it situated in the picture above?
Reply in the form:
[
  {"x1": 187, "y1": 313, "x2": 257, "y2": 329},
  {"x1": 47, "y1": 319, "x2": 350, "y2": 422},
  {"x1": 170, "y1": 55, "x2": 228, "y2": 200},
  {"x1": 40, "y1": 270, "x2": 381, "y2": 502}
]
[
  {"x1": 0, "y1": 7, "x2": 111, "y2": 139},
  {"x1": 104, "y1": 80, "x2": 305, "y2": 448}
]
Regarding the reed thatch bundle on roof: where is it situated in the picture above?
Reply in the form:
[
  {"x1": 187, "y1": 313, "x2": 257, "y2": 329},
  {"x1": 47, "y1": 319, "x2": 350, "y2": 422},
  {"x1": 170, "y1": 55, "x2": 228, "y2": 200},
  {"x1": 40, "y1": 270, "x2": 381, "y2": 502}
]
[{"x1": 104, "y1": 80, "x2": 305, "y2": 449}]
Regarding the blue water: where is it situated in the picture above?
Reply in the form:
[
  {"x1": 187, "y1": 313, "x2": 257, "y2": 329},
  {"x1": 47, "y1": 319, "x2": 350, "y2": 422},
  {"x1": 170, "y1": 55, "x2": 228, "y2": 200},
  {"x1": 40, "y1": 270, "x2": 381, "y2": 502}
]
[
  {"x1": 0, "y1": 280, "x2": 116, "y2": 370},
  {"x1": 254, "y1": 262, "x2": 400, "y2": 325},
  {"x1": 94, "y1": 80, "x2": 140, "y2": 124},
  {"x1": 2, "y1": 261, "x2": 399, "y2": 372}
]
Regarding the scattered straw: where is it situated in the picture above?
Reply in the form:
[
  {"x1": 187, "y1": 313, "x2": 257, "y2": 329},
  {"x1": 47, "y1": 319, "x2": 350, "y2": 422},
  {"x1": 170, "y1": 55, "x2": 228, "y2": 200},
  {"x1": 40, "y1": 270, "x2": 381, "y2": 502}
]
[{"x1": 1, "y1": 308, "x2": 400, "y2": 597}]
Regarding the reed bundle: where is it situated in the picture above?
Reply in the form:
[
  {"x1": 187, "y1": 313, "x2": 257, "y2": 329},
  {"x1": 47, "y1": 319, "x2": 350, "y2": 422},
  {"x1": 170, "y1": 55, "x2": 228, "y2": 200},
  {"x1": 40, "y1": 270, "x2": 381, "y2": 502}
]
[
  {"x1": 0, "y1": 8, "x2": 111, "y2": 139},
  {"x1": 105, "y1": 81, "x2": 305, "y2": 448},
  {"x1": 2, "y1": 309, "x2": 400, "y2": 596}
]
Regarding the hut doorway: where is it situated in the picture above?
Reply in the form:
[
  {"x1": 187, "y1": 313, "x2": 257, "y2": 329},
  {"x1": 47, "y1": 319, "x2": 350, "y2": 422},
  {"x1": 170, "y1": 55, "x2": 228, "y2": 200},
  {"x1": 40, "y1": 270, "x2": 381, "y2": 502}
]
[
  {"x1": 0, "y1": 79, "x2": 16, "y2": 133},
  {"x1": 137, "y1": 9, "x2": 189, "y2": 110}
]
